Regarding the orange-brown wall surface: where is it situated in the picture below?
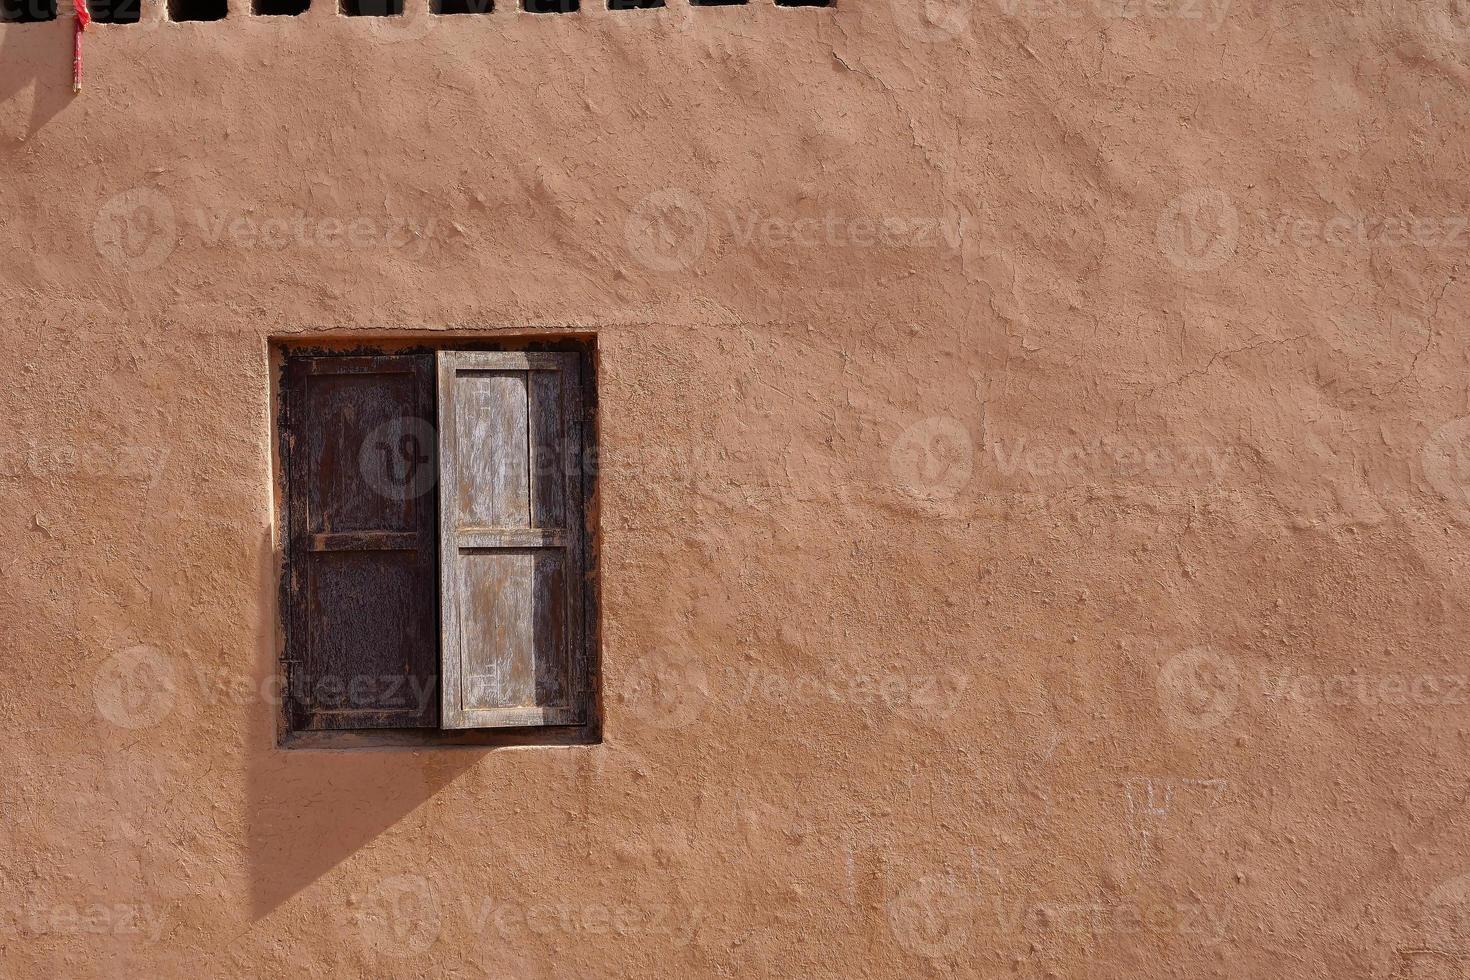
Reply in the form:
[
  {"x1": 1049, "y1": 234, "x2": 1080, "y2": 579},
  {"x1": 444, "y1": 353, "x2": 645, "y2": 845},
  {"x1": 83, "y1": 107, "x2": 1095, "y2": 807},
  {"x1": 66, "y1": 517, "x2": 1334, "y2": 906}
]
[{"x1": 3, "y1": 1, "x2": 1470, "y2": 976}]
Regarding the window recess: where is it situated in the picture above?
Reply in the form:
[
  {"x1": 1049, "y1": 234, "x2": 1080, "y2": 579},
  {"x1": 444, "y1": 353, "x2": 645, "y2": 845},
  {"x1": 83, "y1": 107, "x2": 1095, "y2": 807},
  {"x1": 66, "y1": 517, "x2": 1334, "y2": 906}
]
[{"x1": 277, "y1": 344, "x2": 598, "y2": 746}]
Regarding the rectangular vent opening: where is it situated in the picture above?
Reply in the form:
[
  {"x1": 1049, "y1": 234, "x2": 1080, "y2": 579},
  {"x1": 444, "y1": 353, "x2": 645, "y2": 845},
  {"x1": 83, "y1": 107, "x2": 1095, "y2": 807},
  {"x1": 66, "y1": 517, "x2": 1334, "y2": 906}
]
[
  {"x1": 342, "y1": 0, "x2": 402, "y2": 15},
  {"x1": 522, "y1": 0, "x2": 576, "y2": 12},
  {"x1": 433, "y1": 0, "x2": 491, "y2": 13},
  {"x1": 88, "y1": 0, "x2": 142, "y2": 21},
  {"x1": 608, "y1": 0, "x2": 661, "y2": 8},
  {"x1": 255, "y1": 0, "x2": 308, "y2": 14},
  {"x1": 169, "y1": 0, "x2": 226, "y2": 19},
  {"x1": 0, "y1": 0, "x2": 56, "y2": 22}
]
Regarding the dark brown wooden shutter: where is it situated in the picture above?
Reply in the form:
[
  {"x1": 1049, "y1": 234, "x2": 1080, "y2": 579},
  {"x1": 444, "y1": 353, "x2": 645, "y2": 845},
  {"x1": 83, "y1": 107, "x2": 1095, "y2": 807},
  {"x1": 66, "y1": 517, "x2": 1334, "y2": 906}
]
[
  {"x1": 282, "y1": 354, "x2": 438, "y2": 731},
  {"x1": 436, "y1": 351, "x2": 587, "y2": 729}
]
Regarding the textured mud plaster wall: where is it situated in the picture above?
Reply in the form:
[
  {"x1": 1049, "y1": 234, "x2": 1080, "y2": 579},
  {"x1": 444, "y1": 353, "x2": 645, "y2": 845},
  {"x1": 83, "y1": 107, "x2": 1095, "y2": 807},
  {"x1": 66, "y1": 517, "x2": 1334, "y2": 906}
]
[{"x1": 2, "y1": 0, "x2": 1470, "y2": 976}]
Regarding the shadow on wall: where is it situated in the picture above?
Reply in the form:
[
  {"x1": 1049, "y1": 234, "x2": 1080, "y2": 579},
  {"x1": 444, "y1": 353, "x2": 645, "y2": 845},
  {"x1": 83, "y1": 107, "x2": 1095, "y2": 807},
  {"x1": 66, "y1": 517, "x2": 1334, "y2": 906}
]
[
  {"x1": 246, "y1": 526, "x2": 483, "y2": 920},
  {"x1": 0, "y1": 18, "x2": 76, "y2": 139}
]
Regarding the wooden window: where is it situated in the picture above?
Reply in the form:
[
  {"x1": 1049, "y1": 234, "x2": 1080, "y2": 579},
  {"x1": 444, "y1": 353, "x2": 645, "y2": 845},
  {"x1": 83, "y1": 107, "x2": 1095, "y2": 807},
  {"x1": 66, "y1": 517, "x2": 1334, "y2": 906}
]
[
  {"x1": 437, "y1": 352, "x2": 589, "y2": 729},
  {"x1": 278, "y1": 346, "x2": 596, "y2": 744},
  {"x1": 281, "y1": 355, "x2": 439, "y2": 732}
]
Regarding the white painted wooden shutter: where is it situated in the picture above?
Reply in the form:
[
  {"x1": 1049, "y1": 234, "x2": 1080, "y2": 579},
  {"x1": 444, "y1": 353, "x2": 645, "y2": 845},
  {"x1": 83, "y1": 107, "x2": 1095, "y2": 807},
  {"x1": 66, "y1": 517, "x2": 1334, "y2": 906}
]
[{"x1": 436, "y1": 351, "x2": 587, "y2": 729}]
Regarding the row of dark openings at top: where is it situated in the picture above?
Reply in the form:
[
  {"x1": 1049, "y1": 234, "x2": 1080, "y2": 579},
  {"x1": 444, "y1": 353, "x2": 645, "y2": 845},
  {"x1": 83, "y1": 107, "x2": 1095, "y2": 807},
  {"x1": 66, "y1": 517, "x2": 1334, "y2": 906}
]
[{"x1": 1, "y1": 0, "x2": 823, "y2": 23}]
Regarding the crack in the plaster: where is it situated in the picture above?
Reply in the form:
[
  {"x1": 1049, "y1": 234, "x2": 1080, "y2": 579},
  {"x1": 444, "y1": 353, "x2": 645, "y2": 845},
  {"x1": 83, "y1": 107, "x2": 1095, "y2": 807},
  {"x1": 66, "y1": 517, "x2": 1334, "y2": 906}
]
[
  {"x1": 1132, "y1": 332, "x2": 1312, "y2": 410},
  {"x1": 1379, "y1": 266, "x2": 1460, "y2": 396}
]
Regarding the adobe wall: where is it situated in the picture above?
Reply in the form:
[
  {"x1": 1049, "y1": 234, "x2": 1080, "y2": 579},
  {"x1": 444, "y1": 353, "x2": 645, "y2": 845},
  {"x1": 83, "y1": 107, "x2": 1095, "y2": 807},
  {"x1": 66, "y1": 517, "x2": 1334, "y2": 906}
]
[{"x1": 3, "y1": 1, "x2": 1470, "y2": 976}]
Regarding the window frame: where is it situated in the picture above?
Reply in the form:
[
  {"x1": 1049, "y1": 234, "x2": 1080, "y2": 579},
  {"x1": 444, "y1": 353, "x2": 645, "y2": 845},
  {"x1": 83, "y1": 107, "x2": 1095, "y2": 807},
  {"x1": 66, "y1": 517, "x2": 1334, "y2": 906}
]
[{"x1": 271, "y1": 337, "x2": 601, "y2": 750}]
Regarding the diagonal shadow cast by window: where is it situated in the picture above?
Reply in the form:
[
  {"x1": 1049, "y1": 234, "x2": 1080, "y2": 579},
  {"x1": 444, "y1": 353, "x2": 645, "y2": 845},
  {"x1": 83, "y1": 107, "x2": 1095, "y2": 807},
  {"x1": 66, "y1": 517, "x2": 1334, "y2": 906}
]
[{"x1": 246, "y1": 526, "x2": 484, "y2": 920}]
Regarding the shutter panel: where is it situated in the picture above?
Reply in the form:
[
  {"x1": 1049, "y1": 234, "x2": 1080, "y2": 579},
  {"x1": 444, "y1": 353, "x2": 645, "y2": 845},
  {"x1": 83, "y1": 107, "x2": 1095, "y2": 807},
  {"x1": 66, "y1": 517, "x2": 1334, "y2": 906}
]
[
  {"x1": 436, "y1": 351, "x2": 587, "y2": 729},
  {"x1": 283, "y1": 354, "x2": 439, "y2": 731}
]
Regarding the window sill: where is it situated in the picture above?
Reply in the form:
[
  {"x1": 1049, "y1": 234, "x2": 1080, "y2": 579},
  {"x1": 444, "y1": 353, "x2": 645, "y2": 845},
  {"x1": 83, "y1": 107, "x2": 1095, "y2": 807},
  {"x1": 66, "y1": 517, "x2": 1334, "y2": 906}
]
[{"x1": 277, "y1": 724, "x2": 600, "y2": 751}]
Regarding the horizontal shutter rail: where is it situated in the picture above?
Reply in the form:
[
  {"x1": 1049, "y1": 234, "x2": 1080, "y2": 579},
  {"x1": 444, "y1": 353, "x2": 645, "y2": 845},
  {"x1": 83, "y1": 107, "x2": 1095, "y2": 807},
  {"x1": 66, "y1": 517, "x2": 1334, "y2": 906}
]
[
  {"x1": 456, "y1": 528, "x2": 568, "y2": 549},
  {"x1": 300, "y1": 356, "x2": 416, "y2": 376},
  {"x1": 309, "y1": 531, "x2": 421, "y2": 552},
  {"x1": 457, "y1": 706, "x2": 581, "y2": 728},
  {"x1": 307, "y1": 708, "x2": 431, "y2": 717},
  {"x1": 442, "y1": 351, "x2": 571, "y2": 372}
]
